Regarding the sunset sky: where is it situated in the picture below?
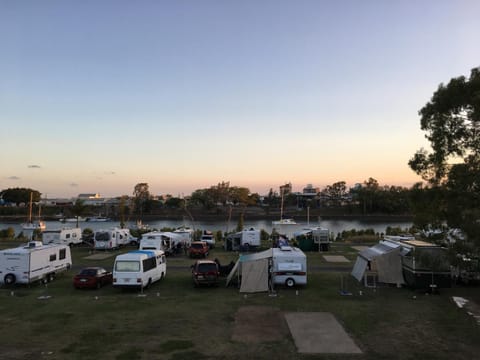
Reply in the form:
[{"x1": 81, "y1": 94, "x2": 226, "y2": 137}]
[{"x1": 1, "y1": 0, "x2": 480, "y2": 198}]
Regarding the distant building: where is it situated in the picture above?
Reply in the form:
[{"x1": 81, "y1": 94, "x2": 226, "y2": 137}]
[
  {"x1": 78, "y1": 193, "x2": 101, "y2": 199},
  {"x1": 302, "y1": 184, "x2": 319, "y2": 196}
]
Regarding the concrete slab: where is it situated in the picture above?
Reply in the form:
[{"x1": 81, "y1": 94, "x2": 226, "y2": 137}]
[
  {"x1": 285, "y1": 312, "x2": 362, "y2": 354},
  {"x1": 351, "y1": 246, "x2": 369, "y2": 252},
  {"x1": 84, "y1": 253, "x2": 114, "y2": 260},
  {"x1": 323, "y1": 255, "x2": 350, "y2": 263}
]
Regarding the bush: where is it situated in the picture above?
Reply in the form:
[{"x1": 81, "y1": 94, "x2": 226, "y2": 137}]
[{"x1": 0, "y1": 227, "x2": 15, "y2": 239}]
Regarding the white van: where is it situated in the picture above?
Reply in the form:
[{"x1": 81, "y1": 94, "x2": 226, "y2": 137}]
[
  {"x1": 0, "y1": 241, "x2": 72, "y2": 285},
  {"x1": 113, "y1": 250, "x2": 166, "y2": 289},
  {"x1": 42, "y1": 227, "x2": 82, "y2": 246},
  {"x1": 225, "y1": 228, "x2": 261, "y2": 251},
  {"x1": 200, "y1": 230, "x2": 215, "y2": 248},
  {"x1": 272, "y1": 246, "x2": 307, "y2": 288},
  {"x1": 94, "y1": 228, "x2": 134, "y2": 250}
]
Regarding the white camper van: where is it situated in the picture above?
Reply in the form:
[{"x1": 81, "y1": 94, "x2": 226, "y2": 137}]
[
  {"x1": 0, "y1": 241, "x2": 72, "y2": 285},
  {"x1": 139, "y1": 231, "x2": 184, "y2": 255},
  {"x1": 225, "y1": 228, "x2": 261, "y2": 251},
  {"x1": 42, "y1": 227, "x2": 82, "y2": 246},
  {"x1": 94, "y1": 228, "x2": 134, "y2": 250},
  {"x1": 113, "y1": 250, "x2": 166, "y2": 289},
  {"x1": 200, "y1": 230, "x2": 216, "y2": 248},
  {"x1": 272, "y1": 246, "x2": 307, "y2": 288}
]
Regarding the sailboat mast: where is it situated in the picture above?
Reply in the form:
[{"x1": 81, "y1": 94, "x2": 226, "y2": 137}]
[{"x1": 28, "y1": 192, "x2": 33, "y2": 222}]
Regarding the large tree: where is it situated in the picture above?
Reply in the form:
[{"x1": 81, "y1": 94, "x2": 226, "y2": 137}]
[
  {"x1": 409, "y1": 67, "x2": 480, "y2": 185},
  {"x1": 409, "y1": 67, "x2": 480, "y2": 244},
  {"x1": 0, "y1": 188, "x2": 41, "y2": 205}
]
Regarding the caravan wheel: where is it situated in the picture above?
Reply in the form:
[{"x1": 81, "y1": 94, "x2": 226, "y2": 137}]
[
  {"x1": 285, "y1": 278, "x2": 295, "y2": 288},
  {"x1": 4, "y1": 274, "x2": 16, "y2": 286}
]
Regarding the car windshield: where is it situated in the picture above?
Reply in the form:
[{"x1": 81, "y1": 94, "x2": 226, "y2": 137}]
[
  {"x1": 191, "y1": 243, "x2": 203, "y2": 249},
  {"x1": 95, "y1": 232, "x2": 111, "y2": 241},
  {"x1": 198, "y1": 263, "x2": 217, "y2": 272},
  {"x1": 80, "y1": 269, "x2": 97, "y2": 276},
  {"x1": 115, "y1": 260, "x2": 140, "y2": 272}
]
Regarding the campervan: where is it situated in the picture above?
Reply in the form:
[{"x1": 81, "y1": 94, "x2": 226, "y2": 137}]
[
  {"x1": 225, "y1": 228, "x2": 261, "y2": 251},
  {"x1": 94, "y1": 228, "x2": 134, "y2": 250},
  {"x1": 0, "y1": 241, "x2": 72, "y2": 285},
  {"x1": 113, "y1": 250, "x2": 166, "y2": 289},
  {"x1": 42, "y1": 227, "x2": 82, "y2": 246},
  {"x1": 139, "y1": 231, "x2": 184, "y2": 255},
  {"x1": 200, "y1": 230, "x2": 216, "y2": 248},
  {"x1": 271, "y1": 246, "x2": 307, "y2": 288}
]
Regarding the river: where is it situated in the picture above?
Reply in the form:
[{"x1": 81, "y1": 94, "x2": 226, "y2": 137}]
[{"x1": 1, "y1": 218, "x2": 412, "y2": 237}]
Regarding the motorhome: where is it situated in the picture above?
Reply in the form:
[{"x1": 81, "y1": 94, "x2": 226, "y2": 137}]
[
  {"x1": 139, "y1": 231, "x2": 184, "y2": 255},
  {"x1": 225, "y1": 228, "x2": 261, "y2": 251},
  {"x1": 113, "y1": 250, "x2": 166, "y2": 289},
  {"x1": 271, "y1": 246, "x2": 307, "y2": 288},
  {"x1": 42, "y1": 227, "x2": 82, "y2": 246},
  {"x1": 200, "y1": 230, "x2": 216, "y2": 248},
  {"x1": 0, "y1": 241, "x2": 72, "y2": 285},
  {"x1": 94, "y1": 228, "x2": 134, "y2": 250}
]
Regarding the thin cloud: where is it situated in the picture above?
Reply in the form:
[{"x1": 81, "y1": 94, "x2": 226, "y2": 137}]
[
  {"x1": 69, "y1": 183, "x2": 79, "y2": 187},
  {"x1": 7, "y1": 176, "x2": 20, "y2": 180},
  {"x1": 28, "y1": 165, "x2": 41, "y2": 169}
]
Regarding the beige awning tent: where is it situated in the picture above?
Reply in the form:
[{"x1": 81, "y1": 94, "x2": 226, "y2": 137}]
[
  {"x1": 226, "y1": 249, "x2": 273, "y2": 293},
  {"x1": 351, "y1": 242, "x2": 405, "y2": 285}
]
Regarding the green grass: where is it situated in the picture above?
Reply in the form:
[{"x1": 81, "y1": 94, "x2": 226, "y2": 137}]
[{"x1": 1, "y1": 242, "x2": 480, "y2": 359}]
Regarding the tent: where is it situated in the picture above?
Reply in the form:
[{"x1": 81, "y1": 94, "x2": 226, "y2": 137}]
[
  {"x1": 226, "y1": 249, "x2": 273, "y2": 293},
  {"x1": 351, "y1": 241, "x2": 405, "y2": 286}
]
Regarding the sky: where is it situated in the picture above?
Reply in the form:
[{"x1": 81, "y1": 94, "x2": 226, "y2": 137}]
[{"x1": 1, "y1": 0, "x2": 480, "y2": 198}]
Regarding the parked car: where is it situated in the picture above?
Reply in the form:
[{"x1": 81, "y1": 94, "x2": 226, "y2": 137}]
[
  {"x1": 73, "y1": 267, "x2": 113, "y2": 289},
  {"x1": 191, "y1": 260, "x2": 220, "y2": 287},
  {"x1": 188, "y1": 241, "x2": 209, "y2": 258}
]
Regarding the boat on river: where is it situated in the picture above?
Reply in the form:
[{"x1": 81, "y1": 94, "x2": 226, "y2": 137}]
[{"x1": 21, "y1": 193, "x2": 46, "y2": 231}]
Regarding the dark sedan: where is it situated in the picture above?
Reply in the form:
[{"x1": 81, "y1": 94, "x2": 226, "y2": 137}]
[{"x1": 73, "y1": 267, "x2": 113, "y2": 289}]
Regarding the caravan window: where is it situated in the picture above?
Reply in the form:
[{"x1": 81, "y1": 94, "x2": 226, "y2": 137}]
[
  {"x1": 66, "y1": 233, "x2": 71, "y2": 239},
  {"x1": 50, "y1": 254, "x2": 57, "y2": 261},
  {"x1": 142, "y1": 257, "x2": 157, "y2": 272},
  {"x1": 59, "y1": 249, "x2": 66, "y2": 260},
  {"x1": 115, "y1": 260, "x2": 140, "y2": 272}
]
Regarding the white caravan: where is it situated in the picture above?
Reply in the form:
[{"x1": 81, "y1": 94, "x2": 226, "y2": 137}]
[
  {"x1": 0, "y1": 241, "x2": 72, "y2": 285},
  {"x1": 139, "y1": 231, "x2": 184, "y2": 254},
  {"x1": 272, "y1": 246, "x2": 307, "y2": 288},
  {"x1": 113, "y1": 250, "x2": 166, "y2": 289},
  {"x1": 225, "y1": 228, "x2": 261, "y2": 251},
  {"x1": 42, "y1": 227, "x2": 82, "y2": 246},
  {"x1": 94, "y1": 228, "x2": 134, "y2": 250}
]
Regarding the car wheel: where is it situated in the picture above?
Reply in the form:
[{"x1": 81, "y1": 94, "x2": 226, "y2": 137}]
[
  {"x1": 4, "y1": 273, "x2": 16, "y2": 286},
  {"x1": 285, "y1": 278, "x2": 295, "y2": 288}
]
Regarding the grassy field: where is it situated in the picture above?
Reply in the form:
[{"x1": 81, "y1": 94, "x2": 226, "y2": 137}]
[{"x1": 1, "y1": 240, "x2": 480, "y2": 360}]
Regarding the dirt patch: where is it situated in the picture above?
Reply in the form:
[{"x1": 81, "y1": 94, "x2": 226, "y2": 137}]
[{"x1": 232, "y1": 306, "x2": 289, "y2": 343}]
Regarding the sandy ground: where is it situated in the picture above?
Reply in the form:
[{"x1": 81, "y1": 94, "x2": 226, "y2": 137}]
[
  {"x1": 351, "y1": 246, "x2": 370, "y2": 252},
  {"x1": 83, "y1": 253, "x2": 115, "y2": 260}
]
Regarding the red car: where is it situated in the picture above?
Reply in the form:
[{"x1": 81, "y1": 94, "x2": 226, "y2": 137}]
[
  {"x1": 188, "y1": 241, "x2": 209, "y2": 258},
  {"x1": 191, "y1": 260, "x2": 219, "y2": 287},
  {"x1": 73, "y1": 267, "x2": 113, "y2": 289}
]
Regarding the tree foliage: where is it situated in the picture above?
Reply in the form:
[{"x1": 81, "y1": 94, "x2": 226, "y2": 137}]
[
  {"x1": 409, "y1": 67, "x2": 480, "y2": 185},
  {"x1": 0, "y1": 188, "x2": 41, "y2": 205},
  {"x1": 409, "y1": 67, "x2": 480, "y2": 246}
]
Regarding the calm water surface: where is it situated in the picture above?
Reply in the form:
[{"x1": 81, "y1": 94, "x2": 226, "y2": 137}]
[{"x1": 1, "y1": 218, "x2": 412, "y2": 237}]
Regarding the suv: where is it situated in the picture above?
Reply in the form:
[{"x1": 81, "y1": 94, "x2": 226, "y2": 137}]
[
  {"x1": 191, "y1": 260, "x2": 219, "y2": 287},
  {"x1": 188, "y1": 241, "x2": 209, "y2": 258}
]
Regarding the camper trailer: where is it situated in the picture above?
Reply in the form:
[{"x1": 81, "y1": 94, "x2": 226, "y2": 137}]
[
  {"x1": 272, "y1": 247, "x2": 307, "y2": 288},
  {"x1": 113, "y1": 250, "x2": 166, "y2": 289},
  {"x1": 0, "y1": 241, "x2": 72, "y2": 285},
  {"x1": 42, "y1": 227, "x2": 82, "y2": 246},
  {"x1": 94, "y1": 228, "x2": 134, "y2": 250},
  {"x1": 225, "y1": 228, "x2": 261, "y2": 251},
  {"x1": 200, "y1": 230, "x2": 216, "y2": 248},
  {"x1": 139, "y1": 231, "x2": 184, "y2": 255}
]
